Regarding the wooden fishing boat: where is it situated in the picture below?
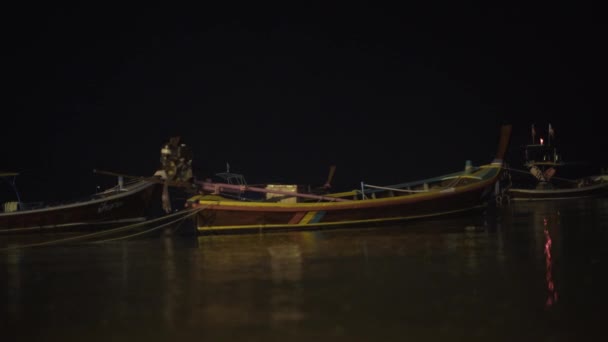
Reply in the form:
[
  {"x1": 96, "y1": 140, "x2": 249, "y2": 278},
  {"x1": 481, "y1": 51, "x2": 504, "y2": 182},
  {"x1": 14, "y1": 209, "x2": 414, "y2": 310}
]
[
  {"x1": 185, "y1": 125, "x2": 512, "y2": 234},
  {"x1": 506, "y1": 124, "x2": 608, "y2": 201},
  {"x1": 0, "y1": 136, "x2": 209, "y2": 235},
  {"x1": 507, "y1": 176, "x2": 608, "y2": 201},
  {"x1": 0, "y1": 173, "x2": 160, "y2": 234}
]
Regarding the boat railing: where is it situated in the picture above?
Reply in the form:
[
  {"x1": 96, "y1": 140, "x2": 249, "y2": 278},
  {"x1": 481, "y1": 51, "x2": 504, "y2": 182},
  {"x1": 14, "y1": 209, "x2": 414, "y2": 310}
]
[
  {"x1": 358, "y1": 166, "x2": 485, "y2": 199},
  {"x1": 362, "y1": 183, "x2": 429, "y2": 194},
  {"x1": 96, "y1": 178, "x2": 147, "y2": 195},
  {"x1": 386, "y1": 167, "x2": 484, "y2": 189},
  {"x1": 18, "y1": 201, "x2": 45, "y2": 210},
  {"x1": 360, "y1": 177, "x2": 462, "y2": 199}
]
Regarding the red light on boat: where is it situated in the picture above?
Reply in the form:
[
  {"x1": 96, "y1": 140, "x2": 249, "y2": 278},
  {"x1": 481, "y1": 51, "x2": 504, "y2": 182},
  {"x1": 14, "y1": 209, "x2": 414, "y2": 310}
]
[{"x1": 540, "y1": 137, "x2": 544, "y2": 145}]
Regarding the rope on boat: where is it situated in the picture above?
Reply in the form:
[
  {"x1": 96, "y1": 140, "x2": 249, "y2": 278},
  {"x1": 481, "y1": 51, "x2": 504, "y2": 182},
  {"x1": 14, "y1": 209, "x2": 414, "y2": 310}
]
[
  {"x1": 0, "y1": 218, "x2": 149, "y2": 235},
  {"x1": 0, "y1": 207, "x2": 204, "y2": 250},
  {"x1": 91, "y1": 206, "x2": 205, "y2": 243},
  {"x1": 62, "y1": 208, "x2": 199, "y2": 241}
]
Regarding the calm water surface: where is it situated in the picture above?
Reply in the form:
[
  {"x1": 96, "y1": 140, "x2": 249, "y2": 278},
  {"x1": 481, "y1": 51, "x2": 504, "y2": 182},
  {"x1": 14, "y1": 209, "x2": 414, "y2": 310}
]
[{"x1": 2, "y1": 198, "x2": 608, "y2": 341}]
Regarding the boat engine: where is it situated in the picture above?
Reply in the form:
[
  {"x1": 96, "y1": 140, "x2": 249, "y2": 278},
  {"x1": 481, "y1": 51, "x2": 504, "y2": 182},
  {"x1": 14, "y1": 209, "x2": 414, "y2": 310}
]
[{"x1": 158, "y1": 136, "x2": 193, "y2": 183}]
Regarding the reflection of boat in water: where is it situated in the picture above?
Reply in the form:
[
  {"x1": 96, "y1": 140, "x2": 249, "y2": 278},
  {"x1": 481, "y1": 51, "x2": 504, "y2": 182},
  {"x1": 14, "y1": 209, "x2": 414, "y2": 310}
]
[
  {"x1": 0, "y1": 172, "x2": 160, "y2": 234},
  {"x1": 185, "y1": 125, "x2": 512, "y2": 234},
  {"x1": 506, "y1": 124, "x2": 608, "y2": 201}
]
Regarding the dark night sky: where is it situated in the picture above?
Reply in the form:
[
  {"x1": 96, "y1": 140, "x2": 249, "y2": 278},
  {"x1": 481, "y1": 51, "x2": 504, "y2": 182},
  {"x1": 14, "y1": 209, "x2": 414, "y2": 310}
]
[{"x1": 3, "y1": 3, "x2": 607, "y2": 201}]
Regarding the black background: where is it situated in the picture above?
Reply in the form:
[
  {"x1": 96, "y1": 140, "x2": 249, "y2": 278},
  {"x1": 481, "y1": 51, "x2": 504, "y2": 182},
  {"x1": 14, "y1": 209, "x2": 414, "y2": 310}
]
[{"x1": 3, "y1": 3, "x2": 606, "y2": 201}]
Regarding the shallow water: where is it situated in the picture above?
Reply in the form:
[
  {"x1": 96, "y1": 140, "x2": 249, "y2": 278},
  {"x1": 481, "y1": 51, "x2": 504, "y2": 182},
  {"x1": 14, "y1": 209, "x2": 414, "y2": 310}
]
[{"x1": 2, "y1": 198, "x2": 607, "y2": 341}]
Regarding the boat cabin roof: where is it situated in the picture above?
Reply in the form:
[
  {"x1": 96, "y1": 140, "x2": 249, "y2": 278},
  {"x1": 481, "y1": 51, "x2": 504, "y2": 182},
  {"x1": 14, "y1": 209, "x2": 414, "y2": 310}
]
[{"x1": 522, "y1": 144, "x2": 560, "y2": 164}]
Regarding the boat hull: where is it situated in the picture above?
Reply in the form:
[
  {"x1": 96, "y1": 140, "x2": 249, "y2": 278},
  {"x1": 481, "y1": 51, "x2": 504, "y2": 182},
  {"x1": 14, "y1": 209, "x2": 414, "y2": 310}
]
[
  {"x1": 190, "y1": 165, "x2": 501, "y2": 234},
  {"x1": 0, "y1": 181, "x2": 159, "y2": 234},
  {"x1": 508, "y1": 181, "x2": 608, "y2": 201}
]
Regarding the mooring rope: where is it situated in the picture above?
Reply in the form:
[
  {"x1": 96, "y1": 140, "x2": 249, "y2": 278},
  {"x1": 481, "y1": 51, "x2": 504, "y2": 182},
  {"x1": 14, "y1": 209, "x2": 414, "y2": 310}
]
[
  {"x1": 91, "y1": 207, "x2": 204, "y2": 243},
  {"x1": 0, "y1": 218, "x2": 148, "y2": 235},
  {"x1": 0, "y1": 207, "x2": 204, "y2": 251}
]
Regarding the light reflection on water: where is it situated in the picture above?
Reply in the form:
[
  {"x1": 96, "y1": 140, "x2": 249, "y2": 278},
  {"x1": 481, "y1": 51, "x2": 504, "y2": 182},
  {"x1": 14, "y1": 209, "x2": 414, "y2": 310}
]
[
  {"x1": 1, "y1": 198, "x2": 608, "y2": 341},
  {"x1": 544, "y1": 217, "x2": 558, "y2": 308}
]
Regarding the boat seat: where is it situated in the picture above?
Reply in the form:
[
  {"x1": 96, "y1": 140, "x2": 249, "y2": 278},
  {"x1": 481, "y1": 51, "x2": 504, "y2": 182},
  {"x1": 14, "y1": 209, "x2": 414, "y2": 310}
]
[{"x1": 3, "y1": 201, "x2": 19, "y2": 213}]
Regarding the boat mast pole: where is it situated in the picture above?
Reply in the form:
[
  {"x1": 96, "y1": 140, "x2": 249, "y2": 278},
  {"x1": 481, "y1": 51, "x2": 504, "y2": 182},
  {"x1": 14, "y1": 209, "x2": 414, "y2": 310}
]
[
  {"x1": 494, "y1": 124, "x2": 512, "y2": 164},
  {"x1": 531, "y1": 124, "x2": 536, "y2": 144},
  {"x1": 1, "y1": 174, "x2": 23, "y2": 207}
]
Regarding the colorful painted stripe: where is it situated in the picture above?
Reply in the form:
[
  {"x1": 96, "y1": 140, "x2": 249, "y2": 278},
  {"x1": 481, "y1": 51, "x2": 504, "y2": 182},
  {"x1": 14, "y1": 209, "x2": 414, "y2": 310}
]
[
  {"x1": 288, "y1": 212, "x2": 306, "y2": 224},
  {"x1": 299, "y1": 211, "x2": 326, "y2": 225}
]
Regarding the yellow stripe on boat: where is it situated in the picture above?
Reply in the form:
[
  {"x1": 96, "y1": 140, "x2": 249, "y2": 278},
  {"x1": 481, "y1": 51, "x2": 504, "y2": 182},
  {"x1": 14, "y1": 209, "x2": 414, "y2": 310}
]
[
  {"x1": 299, "y1": 211, "x2": 317, "y2": 224},
  {"x1": 299, "y1": 211, "x2": 326, "y2": 224}
]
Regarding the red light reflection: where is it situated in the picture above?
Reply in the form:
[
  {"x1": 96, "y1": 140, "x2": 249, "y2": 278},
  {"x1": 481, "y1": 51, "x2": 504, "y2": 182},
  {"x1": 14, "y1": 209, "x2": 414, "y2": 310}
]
[{"x1": 544, "y1": 217, "x2": 558, "y2": 307}]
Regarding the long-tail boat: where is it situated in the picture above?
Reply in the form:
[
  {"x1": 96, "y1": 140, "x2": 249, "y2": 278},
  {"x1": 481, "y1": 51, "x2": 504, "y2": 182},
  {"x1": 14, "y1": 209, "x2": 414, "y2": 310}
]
[
  {"x1": 506, "y1": 124, "x2": 608, "y2": 201},
  {"x1": 0, "y1": 137, "x2": 196, "y2": 234},
  {"x1": 0, "y1": 173, "x2": 160, "y2": 234},
  {"x1": 185, "y1": 125, "x2": 512, "y2": 234}
]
